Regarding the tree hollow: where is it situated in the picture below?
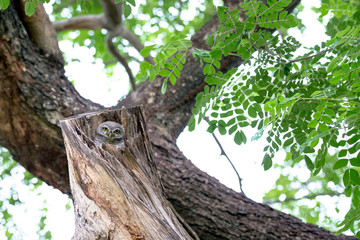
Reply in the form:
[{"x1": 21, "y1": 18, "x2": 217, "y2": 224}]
[{"x1": 60, "y1": 106, "x2": 192, "y2": 240}]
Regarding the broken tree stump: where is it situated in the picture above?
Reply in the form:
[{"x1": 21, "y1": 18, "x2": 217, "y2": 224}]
[{"x1": 60, "y1": 106, "x2": 192, "y2": 240}]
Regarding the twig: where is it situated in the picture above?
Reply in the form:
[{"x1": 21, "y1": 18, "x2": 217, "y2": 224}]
[
  {"x1": 106, "y1": 34, "x2": 136, "y2": 90},
  {"x1": 263, "y1": 191, "x2": 341, "y2": 204},
  {"x1": 212, "y1": 131, "x2": 246, "y2": 195},
  {"x1": 285, "y1": 41, "x2": 347, "y2": 65},
  {"x1": 204, "y1": 117, "x2": 246, "y2": 195},
  {"x1": 286, "y1": 49, "x2": 329, "y2": 65}
]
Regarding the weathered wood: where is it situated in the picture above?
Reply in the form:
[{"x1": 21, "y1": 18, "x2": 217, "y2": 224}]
[{"x1": 60, "y1": 106, "x2": 192, "y2": 240}]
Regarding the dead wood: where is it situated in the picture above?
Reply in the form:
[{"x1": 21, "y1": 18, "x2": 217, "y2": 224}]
[{"x1": 60, "y1": 106, "x2": 192, "y2": 240}]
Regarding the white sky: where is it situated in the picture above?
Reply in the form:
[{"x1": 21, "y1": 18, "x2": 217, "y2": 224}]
[{"x1": 0, "y1": 0, "x2": 351, "y2": 239}]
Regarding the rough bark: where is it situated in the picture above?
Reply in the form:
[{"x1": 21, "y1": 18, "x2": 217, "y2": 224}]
[
  {"x1": 60, "y1": 107, "x2": 191, "y2": 240},
  {"x1": 0, "y1": 1, "x2": 357, "y2": 239},
  {"x1": 0, "y1": 5, "x2": 101, "y2": 192}
]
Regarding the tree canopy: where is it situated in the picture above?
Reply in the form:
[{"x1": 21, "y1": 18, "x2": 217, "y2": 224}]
[
  {"x1": 1, "y1": 0, "x2": 360, "y2": 238},
  {"x1": 136, "y1": 0, "x2": 360, "y2": 235}
]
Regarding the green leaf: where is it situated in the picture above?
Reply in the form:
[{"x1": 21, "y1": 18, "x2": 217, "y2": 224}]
[
  {"x1": 205, "y1": 75, "x2": 222, "y2": 85},
  {"x1": 333, "y1": 159, "x2": 348, "y2": 170},
  {"x1": 1, "y1": 0, "x2": 10, "y2": 10},
  {"x1": 344, "y1": 186, "x2": 352, "y2": 197},
  {"x1": 322, "y1": 116, "x2": 332, "y2": 124},
  {"x1": 241, "y1": 51, "x2": 250, "y2": 59},
  {"x1": 310, "y1": 137, "x2": 319, "y2": 148},
  {"x1": 318, "y1": 123, "x2": 329, "y2": 132},
  {"x1": 169, "y1": 74, "x2": 176, "y2": 85},
  {"x1": 125, "y1": 0, "x2": 135, "y2": 7},
  {"x1": 218, "y1": 126, "x2": 226, "y2": 135},
  {"x1": 312, "y1": 111, "x2": 322, "y2": 120},
  {"x1": 173, "y1": 68, "x2": 181, "y2": 78},
  {"x1": 262, "y1": 153, "x2": 272, "y2": 171},
  {"x1": 229, "y1": 124, "x2": 238, "y2": 135},
  {"x1": 279, "y1": 11, "x2": 288, "y2": 20},
  {"x1": 234, "y1": 131, "x2": 243, "y2": 145},
  {"x1": 316, "y1": 104, "x2": 324, "y2": 112},
  {"x1": 344, "y1": 169, "x2": 351, "y2": 187},
  {"x1": 248, "y1": 105, "x2": 257, "y2": 118},
  {"x1": 161, "y1": 80, "x2": 167, "y2": 94},
  {"x1": 283, "y1": 137, "x2": 293, "y2": 147},
  {"x1": 24, "y1": 1, "x2": 36, "y2": 16},
  {"x1": 211, "y1": 112, "x2": 218, "y2": 118},
  {"x1": 123, "y1": 3, "x2": 132, "y2": 18},
  {"x1": 217, "y1": 6, "x2": 228, "y2": 23},
  {"x1": 165, "y1": 62, "x2": 175, "y2": 70},
  {"x1": 338, "y1": 149, "x2": 348, "y2": 158},
  {"x1": 140, "y1": 45, "x2": 154, "y2": 57},
  {"x1": 350, "y1": 169, "x2": 360, "y2": 185},
  {"x1": 350, "y1": 158, "x2": 360, "y2": 167},
  {"x1": 348, "y1": 135, "x2": 360, "y2": 145},
  {"x1": 188, "y1": 116, "x2": 196, "y2": 132},
  {"x1": 211, "y1": 49, "x2": 222, "y2": 59},
  {"x1": 203, "y1": 64, "x2": 215, "y2": 75},
  {"x1": 330, "y1": 75, "x2": 342, "y2": 85},
  {"x1": 159, "y1": 68, "x2": 171, "y2": 77},
  {"x1": 207, "y1": 124, "x2": 217, "y2": 134},
  {"x1": 304, "y1": 155, "x2": 314, "y2": 171},
  {"x1": 307, "y1": 120, "x2": 318, "y2": 128}
]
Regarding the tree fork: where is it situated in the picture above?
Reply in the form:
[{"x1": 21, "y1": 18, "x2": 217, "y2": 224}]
[{"x1": 60, "y1": 106, "x2": 192, "y2": 240}]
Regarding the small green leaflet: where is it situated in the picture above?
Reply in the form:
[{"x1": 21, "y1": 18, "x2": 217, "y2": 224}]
[
  {"x1": 333, "y1": 159, "x2": 348, "y2": 170},
  {"x1": 0, "y1": 0, "x2": 10, "y2": 10},
  {"x1": 24, "y1": 0, "x2": 37, "y2": 16},
  {"x1": 262, "y1": 153, "x2": 272, "y2": 171}
]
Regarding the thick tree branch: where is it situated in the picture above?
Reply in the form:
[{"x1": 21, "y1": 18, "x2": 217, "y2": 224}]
[
  {"x1": 15, "y1": 0, "x2": 63, "y2": 63},
  {"x1": 54, "y1": 17, "x2": 154, "y2": 63},
  {"x1": 0, "y1": 5, "x2": 102, "y2": 193},
  {"x1": 53, "y1": 14, "x2": 105, "y2": 31},
  {"x1": 101, "y1": 0, "x2": 136, "y2": 90},
  {"x1": 98, "y1": 0, "x2": 122, "y2": 29},
  {"x1": 1, "y1": 0, "x2": 358, "y2": 239}
]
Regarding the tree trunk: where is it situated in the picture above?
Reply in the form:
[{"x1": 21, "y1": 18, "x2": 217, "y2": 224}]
[
  {"x1": 60, "y1": 106, "x2": 192, "y2": 240},
  {"x1": 0, "y1": 1, "x2": 357, "y2": 239}
]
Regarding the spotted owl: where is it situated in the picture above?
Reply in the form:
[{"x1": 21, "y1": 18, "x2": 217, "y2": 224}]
[{"x1": 94, "y1": 121, "x2": 125, "y2": 148}]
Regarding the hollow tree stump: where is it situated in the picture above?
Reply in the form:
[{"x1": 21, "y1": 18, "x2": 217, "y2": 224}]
[{"x1": 60, "y1": 106, "x2": 192, "y2": 240}]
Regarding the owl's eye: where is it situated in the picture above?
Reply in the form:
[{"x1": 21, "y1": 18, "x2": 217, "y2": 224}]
[
  {"x1": 102, "y1": 127, "x2": 109, "y2": 132},
  {"x1": 114, "y1": 129, "x2": 121, "y2": 134}
]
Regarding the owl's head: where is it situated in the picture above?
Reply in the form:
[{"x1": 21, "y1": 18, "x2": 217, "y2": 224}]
[{"x1": 96, "y1": 121, "x2": 125, "y2": 141}]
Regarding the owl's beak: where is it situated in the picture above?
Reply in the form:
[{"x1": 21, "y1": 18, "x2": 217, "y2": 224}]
[{"x1": 107, "y1": 132, "x2": 115, "y2": 141}]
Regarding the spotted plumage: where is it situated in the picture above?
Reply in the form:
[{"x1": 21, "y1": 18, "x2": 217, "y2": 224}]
[{"x1": 94, "y1": 121, "x2": 125, "y2": 148}]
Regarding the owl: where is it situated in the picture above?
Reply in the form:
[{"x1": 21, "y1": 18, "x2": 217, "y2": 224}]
[{"x1": 94, "y1": 121, "x2": 125, "y2": 148}]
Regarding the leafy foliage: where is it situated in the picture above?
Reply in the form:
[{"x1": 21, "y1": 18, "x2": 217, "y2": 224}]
[
  {"x1": 0, "y1": 148, "x2": 53, "y2": 239},
  {"x1": 51, "y1": 0, "x2": 217, "y2": 83},
  {"x1": 138, "y1": 36, "x2": 191, "y2": 93},
  {"x1": 138, "y1": 0, "x2": 360, "y2": 236},
  {"x1": 263, "y1": 152, "x2": 346, "y2": 231}
]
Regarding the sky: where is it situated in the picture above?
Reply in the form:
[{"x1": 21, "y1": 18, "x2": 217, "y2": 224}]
[{"x1": 0, "y1": 0, "x2": 351, "y2": 239}]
